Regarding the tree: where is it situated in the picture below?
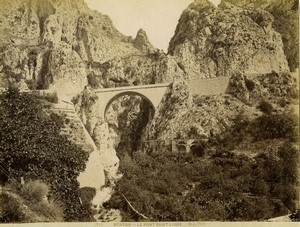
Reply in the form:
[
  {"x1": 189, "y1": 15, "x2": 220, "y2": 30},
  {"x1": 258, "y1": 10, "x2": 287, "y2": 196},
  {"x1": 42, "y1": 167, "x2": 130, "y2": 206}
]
[{"x1": 0, "y1": 87, "x2": 89, "y2": 221}]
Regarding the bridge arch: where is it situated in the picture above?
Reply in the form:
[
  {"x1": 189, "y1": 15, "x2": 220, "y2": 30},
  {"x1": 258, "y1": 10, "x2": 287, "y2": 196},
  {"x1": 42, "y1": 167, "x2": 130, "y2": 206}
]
[
  {"x1": 104, "y1": 91, "x2": 155, "y2": 121},
  {"x1": 94, "y1": 83, "x2": 170, "y2": 120}
]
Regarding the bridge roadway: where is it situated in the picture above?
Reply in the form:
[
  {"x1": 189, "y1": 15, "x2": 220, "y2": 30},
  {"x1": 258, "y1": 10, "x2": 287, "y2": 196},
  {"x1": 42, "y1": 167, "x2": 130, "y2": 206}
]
[{"x1": 94, "y1": 83, "x2": 171, "y2": 93}]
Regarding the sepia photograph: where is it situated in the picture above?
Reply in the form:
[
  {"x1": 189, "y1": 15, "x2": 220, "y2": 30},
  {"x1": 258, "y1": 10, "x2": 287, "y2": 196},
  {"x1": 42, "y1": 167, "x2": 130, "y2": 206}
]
[{"x1": 0, "y1": 0, "x2": 299, "y2": 224}]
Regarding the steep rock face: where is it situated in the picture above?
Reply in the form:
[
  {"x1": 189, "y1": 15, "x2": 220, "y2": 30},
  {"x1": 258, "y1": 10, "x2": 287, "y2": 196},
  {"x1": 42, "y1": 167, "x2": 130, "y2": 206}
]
[
  {"x1": 142, "y1": 80, "x2": 257, "y2": 142},
  {"x1": 168, "y1": 0, "x2": 289, "y2": 79},
  {"x1": 0, "y1": 0, "x2": 141, "y2": 99},
  {"x1": 86, "y1": 52, "x2": 186, "y2": 88},
  {"x1": 88, "y1": 51, "x2": 186, "y2": 88},
  {"x1": 74, "y1": 13, "x2": 139, "y2": 62},
  {"x1": 225, "y1": 0, "x2": 299, "y2": 71},
  {"x1": 46, "y1": 43, "x2": 87, "y2": 99},
  {"x1": 143, "y1": 69, "x2": 297, "y2": 143}
]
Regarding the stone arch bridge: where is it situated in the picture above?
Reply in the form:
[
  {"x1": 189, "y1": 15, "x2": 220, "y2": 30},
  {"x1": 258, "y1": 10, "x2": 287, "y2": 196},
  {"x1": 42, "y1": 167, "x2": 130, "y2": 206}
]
[{"x1": 94, "y1": 83, "x2": 171, "y2": 119}]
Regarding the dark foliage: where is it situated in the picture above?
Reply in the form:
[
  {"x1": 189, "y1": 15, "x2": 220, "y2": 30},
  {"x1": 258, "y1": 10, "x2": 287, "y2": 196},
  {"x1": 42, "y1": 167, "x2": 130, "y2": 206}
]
[
  {"x1": 107, "y1": 103, "x2": 299, "y2": 221},
  {"x1": 87, "y1": 73, "x2": 101, "y2": 89},
  {"x1": 0, "y1": 193, "x2": 25, "y2": 222},
  {"x1": 252, "y1": 113, "x2": 296, "y2": 140},
  {"x1": 245, "y1": 79, "x2": 255, "y2": 91},
  {"x1": 258, "y1": 100, "x2": 274, "y2": 114},
  {"x1": 0, "y1": 87, "x2": 89, "y2": 221},
  {"x1": 107, "y1": 140, "x2": 298, "y2": 221}
]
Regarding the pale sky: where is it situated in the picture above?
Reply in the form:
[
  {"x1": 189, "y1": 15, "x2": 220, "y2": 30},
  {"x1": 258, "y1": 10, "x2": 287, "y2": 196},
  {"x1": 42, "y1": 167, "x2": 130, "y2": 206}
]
[{"x1": 84, "y1": 0, "x2": 221, "y2": 52}]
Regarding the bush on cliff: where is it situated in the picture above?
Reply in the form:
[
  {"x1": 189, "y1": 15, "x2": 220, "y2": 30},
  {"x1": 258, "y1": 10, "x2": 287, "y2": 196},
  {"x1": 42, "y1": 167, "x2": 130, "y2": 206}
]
[
  {"x1": 0, "y1": 180, "x2": 64, "y2": 222},
  {"x1": 252, "y1": 112, "x2": 296, "y2": 140},
  {"x1": 258, "y1": 100, "x2": 273, "y2": 114},
  {"x1": 0, "y1": 87, "x2": 89, "y2": 221}
]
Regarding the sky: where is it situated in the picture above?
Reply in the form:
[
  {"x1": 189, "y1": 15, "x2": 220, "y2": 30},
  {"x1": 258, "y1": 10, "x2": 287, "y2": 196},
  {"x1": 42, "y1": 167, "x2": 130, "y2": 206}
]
[{"x1": 84, "y1": 0, "x2": 221, "y2": 52}]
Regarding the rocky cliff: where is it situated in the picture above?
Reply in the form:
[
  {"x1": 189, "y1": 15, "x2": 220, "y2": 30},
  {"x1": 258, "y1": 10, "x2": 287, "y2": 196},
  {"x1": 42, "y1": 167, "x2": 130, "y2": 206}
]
[
  {"x1": 132, "y1": 29, "x2": 156, "y2": 53},
  {"x1": 225, "y1": 0, "x2": 299, "y2": 71},
  {"x1": 168, "y1": 0, "x2": 290, "y2": 79},
  {"x1": 85, "y1": 52, "x2": 185, "y2": 89},
  {"x1": 0, "y1": 0, "x2": 143, "y2": 99},
  {"x1": 141, "y1": 0, "x2": 295, "y2": 142},
  {"x1": 0, "y1": 0, "x2": 186, "y2": 100}
]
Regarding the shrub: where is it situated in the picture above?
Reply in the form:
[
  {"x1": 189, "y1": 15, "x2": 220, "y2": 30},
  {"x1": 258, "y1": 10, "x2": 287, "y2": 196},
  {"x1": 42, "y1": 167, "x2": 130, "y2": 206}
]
[
  {"x1": 43, "y1": 93, "x2": 58, "y2": 103},
  {"x1": 32, "y1": 200, "x2": 64, "y2": 222},
  {"x1": 253, "y1": 113, "x2": 295, "y2": 140},
  {"x1": 193, "y1": 95, "x2": 203, "y2": 106},
  {"x1": 25, "y1": 79, "x2": 36, "y2": 89},
  {"x1": 277, "y1": 98, "x2": 287, "y2": 108},
  {"x1": 245, "y1": 79, "x2": 255, "y2": 91},
  {"x1": 11, "y1": 73, "x2": 23, "y2": 83},
  {"x1": 0, "y1": 193, "x2": 25, "y2": 222},
  {"x1": 87, "y1": 74, "x2": 99, "y2": 88},
  {"x1": 79, "y1": 187, "x2": 96, "y2": 205},
  {"x1": 71, "y1": 94, "x2": 80, "y2": 105},
  {"x1": 1, "y1": 180, "x2": 64, "y2": 222},
  {"x1": 258, "y1": 100, "x2": 273, "y2": 114},
  {"x1": 20, "y1": 180, "x2": 49, "y2": 203}
]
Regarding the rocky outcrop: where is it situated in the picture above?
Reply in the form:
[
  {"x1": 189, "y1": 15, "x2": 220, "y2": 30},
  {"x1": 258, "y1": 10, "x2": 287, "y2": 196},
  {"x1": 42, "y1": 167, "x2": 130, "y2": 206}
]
[
  {"x1": 132, "y1": 29, "x2": 156, "y2": 53},
  {"x1": 86, "y1": 52, "x2": 186, "y2": 88},
  {"x1": 227, "y1": 71, "x2": 297, "y2": 105},
  {"x1": 46, "y1": 43, "x2": 88, "y2": 99},
  {"x1": 168, "y1": 0, "x2": 290, "y2": 79},
  {"x1": 142, "y1": 80, "x2": 257, "y2": 142},
  {"x1": 225, "y1": 0, "x2": 299, "y2": 71},
  {"x1": 144, "y1": 68, "x2": 297, "y2": 143},
  {"x1": 0, "y1": 0, "x2": 142, "y2": 99}
]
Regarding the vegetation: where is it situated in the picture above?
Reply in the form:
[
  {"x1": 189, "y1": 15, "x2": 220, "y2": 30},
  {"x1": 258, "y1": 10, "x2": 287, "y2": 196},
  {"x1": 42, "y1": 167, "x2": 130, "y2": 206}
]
[
  {"x1": 258, "y1": 100, "x2": 273, "y2": 114},
  {"x1": 253, "y1": 113, "x2": 296, "y2": 140},
  {"x1": 107, "y1": 108, "x2": 299, "y2": 221},
  {"x1": 87, "y1": 73, "x2": 101, "y2": 89},
  {"x1": 0, "y1": 87, "x2": 90, "y2": 222},
  {"x1": 0, "y1": 180, "x2": 64, "y2": 222},
  {"x1": 245, "y1": 78, "x2": 255, "y2": 91}
]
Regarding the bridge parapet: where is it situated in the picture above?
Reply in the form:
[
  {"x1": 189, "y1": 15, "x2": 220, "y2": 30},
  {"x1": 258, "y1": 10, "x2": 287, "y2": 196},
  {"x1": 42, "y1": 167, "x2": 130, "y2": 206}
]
[
  {"x1": 94, "y1": 83, "x2": 171, "y2": 93},
  {"x1": 94, "y1": 83, "x2": 171, "y2": 119}
]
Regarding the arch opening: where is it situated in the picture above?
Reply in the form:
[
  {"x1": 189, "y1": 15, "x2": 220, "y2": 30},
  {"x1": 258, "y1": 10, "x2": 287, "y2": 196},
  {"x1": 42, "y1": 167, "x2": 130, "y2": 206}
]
[
  {"x1": 104, "y1": 92, "x2": 155, "y2": 157},
  {"x1": 104, "y1": 91, "x2": 155, "y2": 121}
]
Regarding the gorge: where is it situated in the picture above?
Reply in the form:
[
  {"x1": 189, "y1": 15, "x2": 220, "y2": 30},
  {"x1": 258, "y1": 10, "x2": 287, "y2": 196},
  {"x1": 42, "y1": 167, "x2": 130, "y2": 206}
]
[{"x1": 0, "y1": 0, "x2": 299, "y2": 222}]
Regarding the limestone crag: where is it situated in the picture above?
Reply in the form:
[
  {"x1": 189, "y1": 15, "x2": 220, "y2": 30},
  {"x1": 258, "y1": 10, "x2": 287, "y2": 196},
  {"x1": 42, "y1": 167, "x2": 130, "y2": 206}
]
[
  {"x1": 133, "y1": 29, "x2": 156, "y2": 53},
  {"x1": 227, "y1": 71, "x2": 298, "y2": 105},
  {"x1": 142, "y1": 80, "x2": 257, "y2": 142},
  {"x1": 86, "y1": 53, "x2": 185, "y2": 89},
  {"x1": 92, "y1": 120, "x2": 121, "y2": 186},
  {"x1": 0, "y1": 0, "x2": 142, "y2": 99},
  {"x1": 168, "y1": 0, "x2": 289, "y2": 79},
  {"x1": 73, "y1": 87, "x2": 122, "y2": 181},
  {"x1": 225, "y1": 0, "x2": 299, "y2": 71},
  {"x1": 144, "y1": 68, "x2": 297, "y2": 143},
  {"x1": 46, "y1": 43, "x2": 88, "y2": 99}
]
